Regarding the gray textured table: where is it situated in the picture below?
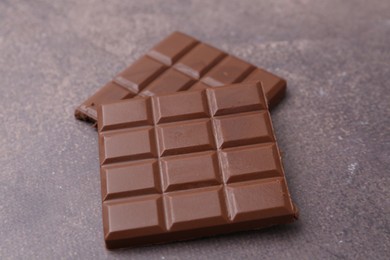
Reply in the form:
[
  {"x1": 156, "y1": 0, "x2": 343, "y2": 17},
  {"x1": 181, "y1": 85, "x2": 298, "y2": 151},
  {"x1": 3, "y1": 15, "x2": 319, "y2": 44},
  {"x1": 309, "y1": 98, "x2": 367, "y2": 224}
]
[{"x1": 1, "y1": 0, "x2": 389, "y2": 259}]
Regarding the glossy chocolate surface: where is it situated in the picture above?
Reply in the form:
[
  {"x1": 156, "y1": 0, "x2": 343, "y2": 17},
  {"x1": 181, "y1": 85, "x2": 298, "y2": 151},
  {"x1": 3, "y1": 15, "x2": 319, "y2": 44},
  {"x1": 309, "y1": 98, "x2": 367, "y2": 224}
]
[
  {"x1": 97, "y1": 82, "x2": 297, "y2": 249},
  {"x1": 76, "y1": 32, "x2": 286, "y2": 123}
]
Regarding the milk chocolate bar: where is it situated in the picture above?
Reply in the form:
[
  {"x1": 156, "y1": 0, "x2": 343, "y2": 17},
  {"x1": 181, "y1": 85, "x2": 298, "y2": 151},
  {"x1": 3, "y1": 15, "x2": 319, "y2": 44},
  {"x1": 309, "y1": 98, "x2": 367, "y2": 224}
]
[
  {"x1": 76, "y1": 32, "x2": 286, "y2": 123},
  {"x1": 97, "y1": 82, "x2": 298, "y2": 249}
]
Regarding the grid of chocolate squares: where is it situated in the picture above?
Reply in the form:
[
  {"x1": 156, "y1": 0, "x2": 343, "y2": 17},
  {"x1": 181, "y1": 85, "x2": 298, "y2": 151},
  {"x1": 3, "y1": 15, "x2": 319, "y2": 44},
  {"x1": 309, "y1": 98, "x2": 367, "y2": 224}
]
[{"x1": 75, "y1": 32, "x2": 298, "y2": 249}]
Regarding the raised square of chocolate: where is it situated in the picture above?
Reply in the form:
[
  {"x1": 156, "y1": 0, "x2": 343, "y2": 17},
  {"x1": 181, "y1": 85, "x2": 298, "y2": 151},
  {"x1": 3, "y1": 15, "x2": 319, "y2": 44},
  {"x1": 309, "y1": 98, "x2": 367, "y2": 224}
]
[
  {"x1": 76, "y1": 32, "x2": 287, "y2": 123},
  {"x1": 97, "y1": 82, "x2": 298, "y2": 249}
]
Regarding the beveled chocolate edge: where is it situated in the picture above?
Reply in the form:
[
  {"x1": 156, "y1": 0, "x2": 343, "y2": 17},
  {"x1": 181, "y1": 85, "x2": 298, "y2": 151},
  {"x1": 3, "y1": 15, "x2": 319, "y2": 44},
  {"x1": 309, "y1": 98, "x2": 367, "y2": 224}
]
[{"x1": 105, "y1": 214, "x2": 298, "y2": 249}]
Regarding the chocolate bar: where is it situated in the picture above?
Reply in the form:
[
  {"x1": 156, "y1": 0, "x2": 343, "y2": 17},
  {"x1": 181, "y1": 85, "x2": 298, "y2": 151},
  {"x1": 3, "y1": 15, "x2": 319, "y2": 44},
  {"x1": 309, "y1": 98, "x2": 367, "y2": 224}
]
[
  {"x1": 76, "y1": 32, "x2": 287, "y2": 123},
  {"x1": 97, "y1": 82, "x2": 298, "y2": 249}
]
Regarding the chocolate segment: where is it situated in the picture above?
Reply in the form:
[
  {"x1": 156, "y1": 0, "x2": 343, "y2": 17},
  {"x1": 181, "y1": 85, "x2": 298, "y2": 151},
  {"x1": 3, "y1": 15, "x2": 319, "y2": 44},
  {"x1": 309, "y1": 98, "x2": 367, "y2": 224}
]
[
  {"x1": 97, "y1": 82, "x2": 297, "y2": 249},
  {"x1": 75, "y1": 32, "x2": 286, "y2": 123}
]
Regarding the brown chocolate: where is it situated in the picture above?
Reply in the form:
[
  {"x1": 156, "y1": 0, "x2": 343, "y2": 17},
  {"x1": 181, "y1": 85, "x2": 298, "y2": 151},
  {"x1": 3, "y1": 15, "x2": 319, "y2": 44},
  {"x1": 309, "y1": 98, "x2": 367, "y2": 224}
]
[
  {"x1": 76, "y1": 32, "x2": 287, "y2": 123},
  {"x1": 97, "y1": 82, "x2": 298, "y2": 249}
]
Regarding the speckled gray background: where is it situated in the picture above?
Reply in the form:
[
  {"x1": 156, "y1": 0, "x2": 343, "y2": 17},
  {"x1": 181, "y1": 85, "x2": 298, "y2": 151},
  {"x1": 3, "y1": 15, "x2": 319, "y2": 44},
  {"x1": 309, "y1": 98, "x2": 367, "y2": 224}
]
[{"x1": 0, "y1": 0, "x2": 389, "y2": 259}]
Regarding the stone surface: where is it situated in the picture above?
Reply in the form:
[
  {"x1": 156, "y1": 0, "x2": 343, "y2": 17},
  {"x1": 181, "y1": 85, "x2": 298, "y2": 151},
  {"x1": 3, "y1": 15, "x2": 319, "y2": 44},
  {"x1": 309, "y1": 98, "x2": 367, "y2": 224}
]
[{"x1": 0, "y1": 0, "x2": 389, "y2": 259}]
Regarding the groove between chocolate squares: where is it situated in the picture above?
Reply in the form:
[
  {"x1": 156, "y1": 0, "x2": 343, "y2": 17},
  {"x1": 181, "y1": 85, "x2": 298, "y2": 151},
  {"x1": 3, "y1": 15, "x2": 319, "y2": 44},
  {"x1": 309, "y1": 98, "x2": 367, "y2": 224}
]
[{"x1": 102, "y1": 176, "x2": 285, "y2": 203}]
